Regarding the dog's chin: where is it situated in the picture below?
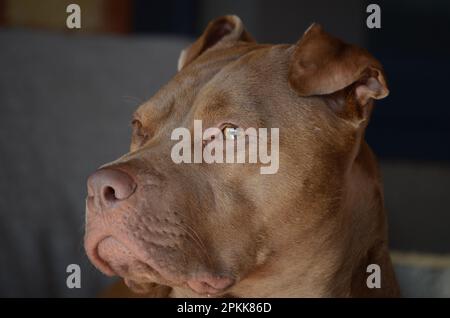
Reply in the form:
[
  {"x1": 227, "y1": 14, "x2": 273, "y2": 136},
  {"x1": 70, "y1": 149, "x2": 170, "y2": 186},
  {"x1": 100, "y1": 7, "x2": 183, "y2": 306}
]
[
  {"x1": 120, "y1": 271, "x2": 235, "y2": 297},
  {"x1": 123, "y1": 278, "x2": 165, "y2": 294},
  {"x1": 122, "y1": 270, "x2": 235, "y2": 296},
  {"x1": 94, "y1": 237, "x2": 235, "y2": 296},
  {"x1": 119, "y1": 264, "x2": 236, "y2": 296},
  {"x1": 107, "y1": 257, "x2": 178, "y2": 293}
]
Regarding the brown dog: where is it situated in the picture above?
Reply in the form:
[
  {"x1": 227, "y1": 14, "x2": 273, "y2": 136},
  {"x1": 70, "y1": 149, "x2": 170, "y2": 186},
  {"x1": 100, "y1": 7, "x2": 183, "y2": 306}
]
[{"x1": 85, "y1": 15, "x2": 400, "y2": 297}]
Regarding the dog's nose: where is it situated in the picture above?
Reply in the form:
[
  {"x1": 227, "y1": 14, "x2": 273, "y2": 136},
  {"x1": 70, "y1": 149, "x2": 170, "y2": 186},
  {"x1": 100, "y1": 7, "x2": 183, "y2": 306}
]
[{"x1": 87, "y1": 168, "x2": 136, "y2": 208}]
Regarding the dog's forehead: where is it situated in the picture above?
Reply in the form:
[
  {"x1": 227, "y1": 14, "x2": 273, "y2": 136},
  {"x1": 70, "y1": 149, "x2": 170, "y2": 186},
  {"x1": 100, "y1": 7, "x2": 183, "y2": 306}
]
[
  {"x1": 202, "y1": 44, "x2": 292, "y2": 95},
  {"x1": 190, "y1": 44, "x2": 302, "y2": 122},
  {"x1": 135, "y1": 43, "x2": 278, "y2": 121}
]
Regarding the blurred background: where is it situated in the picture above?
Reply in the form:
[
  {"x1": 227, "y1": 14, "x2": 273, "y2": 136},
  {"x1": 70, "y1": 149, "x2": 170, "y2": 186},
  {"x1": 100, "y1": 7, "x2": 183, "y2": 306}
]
[{"x1": 0, "y1": 0, "x2": 449, "y2": 297}]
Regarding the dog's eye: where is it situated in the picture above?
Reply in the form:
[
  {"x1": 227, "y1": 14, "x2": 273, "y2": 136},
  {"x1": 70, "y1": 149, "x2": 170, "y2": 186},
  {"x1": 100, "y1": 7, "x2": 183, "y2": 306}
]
[
  {"x1": 131, "y1": 119, "x2": 148, "y2": 144},
  {"x1": 222, "y1": 125, "x2": 243, "y2": 140}
]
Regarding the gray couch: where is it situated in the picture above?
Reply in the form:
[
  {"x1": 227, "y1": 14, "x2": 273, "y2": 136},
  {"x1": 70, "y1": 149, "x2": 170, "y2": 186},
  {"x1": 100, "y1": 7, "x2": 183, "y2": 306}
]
[{"x1": 0, "y1": 29, "x2": 449, "y2": 297}]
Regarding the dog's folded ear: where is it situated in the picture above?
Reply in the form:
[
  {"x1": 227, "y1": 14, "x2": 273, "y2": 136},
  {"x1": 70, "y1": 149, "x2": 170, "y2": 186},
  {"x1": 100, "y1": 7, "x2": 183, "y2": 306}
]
[
  {"x1": 289, "y1": 23, "x2": 388, "y2": 119},
  {"x1": 178, "y1": 15, "x2": 255, "y2": 71}
]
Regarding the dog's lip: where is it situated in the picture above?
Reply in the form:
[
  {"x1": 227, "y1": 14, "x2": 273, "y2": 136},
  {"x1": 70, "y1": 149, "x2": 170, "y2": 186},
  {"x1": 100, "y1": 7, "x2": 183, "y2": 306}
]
[
  {"x1": 87, "y1": 236, "x2": 117, "y2": 276},
  {"x1": 96, "y1": 237, "x2": 166, "y2": 279},
  {"x1": 87, "y1": 232, "x2": 235, "y2": 295},
  {"x1": 185, "y1": 274, "x2": 236, "y2": 296},
  {"x1": 93, "y1": 236, "x2": 183, "y2": 286}
]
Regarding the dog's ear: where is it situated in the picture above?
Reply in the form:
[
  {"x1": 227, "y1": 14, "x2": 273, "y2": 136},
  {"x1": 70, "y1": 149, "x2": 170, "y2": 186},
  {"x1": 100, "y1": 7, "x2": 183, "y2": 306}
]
[
  {"x1": 289, "y1": 24, "x2": 388, "y2": 120},
  {"x1": 178, "y1": 15, "x2": 254, "y2": 71}
]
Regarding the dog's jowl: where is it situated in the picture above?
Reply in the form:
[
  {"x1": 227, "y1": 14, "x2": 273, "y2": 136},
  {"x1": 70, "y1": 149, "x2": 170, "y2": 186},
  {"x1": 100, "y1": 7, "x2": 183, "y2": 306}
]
[{"x1": 85, "y1": 15, "x2": 400, "y2": 297}]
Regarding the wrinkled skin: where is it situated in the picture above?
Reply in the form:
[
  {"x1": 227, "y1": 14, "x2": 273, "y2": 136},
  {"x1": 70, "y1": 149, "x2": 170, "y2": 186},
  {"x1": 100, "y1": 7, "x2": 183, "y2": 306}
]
[{"x1": 85, "y1": 15, "x2": 400, "y2": 297}]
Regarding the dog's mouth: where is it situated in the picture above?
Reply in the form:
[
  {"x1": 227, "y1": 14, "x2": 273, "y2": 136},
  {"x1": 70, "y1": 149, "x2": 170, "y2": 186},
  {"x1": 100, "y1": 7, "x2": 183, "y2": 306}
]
[
  {"x1": 93, "y1": 236, "x2": 177, "y2": 287},
  {"x1": 88, "y1": 236, "x2": 235, "y2": 296}
]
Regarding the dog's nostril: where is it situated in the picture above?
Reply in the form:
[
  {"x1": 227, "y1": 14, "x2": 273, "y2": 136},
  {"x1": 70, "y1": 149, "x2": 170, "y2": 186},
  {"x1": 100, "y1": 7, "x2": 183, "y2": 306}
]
[
  {"x1": 103, "y1": 186, "x2": 117, "y2": 202},
  {"x1": 87, "y1": 168, "x2": 137, "y2": 209}
]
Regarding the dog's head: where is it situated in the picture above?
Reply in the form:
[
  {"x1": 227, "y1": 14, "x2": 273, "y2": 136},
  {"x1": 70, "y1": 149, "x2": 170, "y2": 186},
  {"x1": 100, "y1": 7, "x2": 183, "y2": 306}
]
[{"x1": 84, "y1": 16, "x2": 388, "y2": 297}]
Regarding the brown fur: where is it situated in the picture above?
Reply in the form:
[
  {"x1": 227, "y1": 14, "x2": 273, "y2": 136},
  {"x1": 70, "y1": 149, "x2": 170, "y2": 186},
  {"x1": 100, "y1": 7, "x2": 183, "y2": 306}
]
[{"x1": 85, "y1": 15, "x2": 400, "y2": 297}]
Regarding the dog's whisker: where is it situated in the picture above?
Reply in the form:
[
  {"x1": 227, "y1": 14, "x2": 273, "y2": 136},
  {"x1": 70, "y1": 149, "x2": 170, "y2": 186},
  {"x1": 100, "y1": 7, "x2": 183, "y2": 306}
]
[
  {"x1": 172, "y1": 219, "x2": 214, "y2": 268},
  {"x1": 122, "y1": 95, "x2": 144, "y2": 105}
]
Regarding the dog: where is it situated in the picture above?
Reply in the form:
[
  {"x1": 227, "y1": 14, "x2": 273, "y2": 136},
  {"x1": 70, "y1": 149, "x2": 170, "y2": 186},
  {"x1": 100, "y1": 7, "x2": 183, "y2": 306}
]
[{"x1": 85, "y1": 15, "x2": 400, "y2": 297}]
